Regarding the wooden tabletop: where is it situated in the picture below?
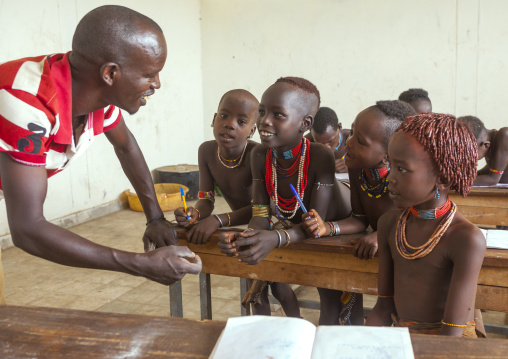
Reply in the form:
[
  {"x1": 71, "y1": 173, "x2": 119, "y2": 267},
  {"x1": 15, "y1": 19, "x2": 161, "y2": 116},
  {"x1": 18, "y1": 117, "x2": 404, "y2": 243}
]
[{"x1": 0, "y1": 305, "x2": 507, "y2": 358}]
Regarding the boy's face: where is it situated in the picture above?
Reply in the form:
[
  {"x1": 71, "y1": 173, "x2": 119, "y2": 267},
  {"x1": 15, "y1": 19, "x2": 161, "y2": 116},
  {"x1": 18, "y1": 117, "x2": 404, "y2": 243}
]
[
  {"x1": 344, "y1": 108, "x2": 388, "y2": 169},
  {"x1": 257, "y1": 83, "x2": 311, "y2": 150},
  {"x1": 387, "y1": 131, "x2": 438, "y2": 208},
  {"x1": 311, "y1": 124, "x2": 342, "y2": 150},
  {"x1": 410, "y1": 99, "x2": 432, "y2": 114},
  {"x1": 212, "y1": 94, "x2": 257, "y2": 148}
]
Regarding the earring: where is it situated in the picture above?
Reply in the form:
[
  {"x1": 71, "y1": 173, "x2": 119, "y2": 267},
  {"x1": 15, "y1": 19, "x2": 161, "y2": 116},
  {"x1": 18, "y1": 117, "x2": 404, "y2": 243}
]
[{"x1": 434, "y1": 186, "x2": 440, "y2": 199}]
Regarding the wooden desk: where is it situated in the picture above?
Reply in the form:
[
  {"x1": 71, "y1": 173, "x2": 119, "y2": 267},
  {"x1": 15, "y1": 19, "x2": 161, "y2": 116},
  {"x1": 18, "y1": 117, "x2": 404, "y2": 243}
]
[
  {"x1": 450, "y1": 187, "x2": 508, "y2": 226},
  {"x1": 0, "y1": 305, "x2": 507, "y2": 358},
  {"x1": 175, "y1": 228, "x2": 508, "y2": 317}
]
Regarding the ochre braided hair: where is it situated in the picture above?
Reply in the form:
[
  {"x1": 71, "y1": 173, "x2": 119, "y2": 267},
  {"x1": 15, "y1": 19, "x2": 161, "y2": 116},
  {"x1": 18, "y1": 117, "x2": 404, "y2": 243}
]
[{"x1": 398, "y1": 113, "x2": 478, "y2": 197}]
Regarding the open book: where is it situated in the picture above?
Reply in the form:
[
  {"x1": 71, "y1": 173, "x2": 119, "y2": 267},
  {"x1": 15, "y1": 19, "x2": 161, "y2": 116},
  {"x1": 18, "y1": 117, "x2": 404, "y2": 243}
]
[
  {"x1": 480, "y1": 229, "x2": 508, "y2": 249},
  {"x1": 210, "y1": 316, "x2": 414, "y2": 359}
]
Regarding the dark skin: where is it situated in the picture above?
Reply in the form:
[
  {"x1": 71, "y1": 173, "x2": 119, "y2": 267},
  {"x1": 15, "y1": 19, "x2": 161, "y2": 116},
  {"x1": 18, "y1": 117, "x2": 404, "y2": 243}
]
[
  {"x1": 366, "y1": 131, "x2": 486, "y2": 337},
  {"x1": 0, "y1": 21, "x2": 201, "y2": 286},
  {"x1": 311, "y1": 125, "x2": 351, "y2": 173},
  {"x1": 218, "y1": 82, "x2": 351, "y2": 322},
  {"x1": 474, "y1": 127, "x2": 508, "y2": 185},
  {"x1": 174, "y1": 91, "x2": 258, "y2": 243},
  {"x1": 303, "y1": 107, "x2": 397, "y2": 260}
]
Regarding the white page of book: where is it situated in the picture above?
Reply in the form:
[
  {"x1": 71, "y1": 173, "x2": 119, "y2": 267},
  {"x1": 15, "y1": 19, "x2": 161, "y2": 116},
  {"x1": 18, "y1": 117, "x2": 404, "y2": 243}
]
[
  {"x1": 210, "y1": 316, "x2": 317, "y2": 359},
  {"x1": 310, "y1": 326, "x2": 414, "y2": 359},
  {"x1": 480, "y1": 229, "x2": 508, "y2": 249}
]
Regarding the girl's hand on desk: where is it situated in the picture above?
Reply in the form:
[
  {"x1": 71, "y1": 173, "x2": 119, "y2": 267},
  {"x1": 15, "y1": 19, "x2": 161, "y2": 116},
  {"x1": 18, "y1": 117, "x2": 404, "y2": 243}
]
[
  {"x1": 186, "y1": 216, "x2": 220, "y2": 244},
  {"x1": 302, "y1": 209, "x2": 327, "y2": 238},
  {"x1": 174, "y1": 207, "x2": 198, "y2": 227},
  {"x1": 218, "y1": 231, "x2": 241, "y2": 257},
  {"x1": 234, "y1": 230, "x2": 278, "y2": 265},
  {"x1": 351, "y1": 231, "x2": 378, "y2": 259}
]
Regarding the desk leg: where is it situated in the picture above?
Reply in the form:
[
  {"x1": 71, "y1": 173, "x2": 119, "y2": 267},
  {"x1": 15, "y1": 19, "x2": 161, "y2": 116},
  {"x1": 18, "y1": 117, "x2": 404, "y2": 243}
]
[
  {"x1": 240, "y1": 278, "x2": 250, "y2": 316},
  {"x1": 200, "y1": 273, "x2": 212, "y2": 320},
  {"x1": 169, "y1": 281, "x2": 183, "y2": 318}
]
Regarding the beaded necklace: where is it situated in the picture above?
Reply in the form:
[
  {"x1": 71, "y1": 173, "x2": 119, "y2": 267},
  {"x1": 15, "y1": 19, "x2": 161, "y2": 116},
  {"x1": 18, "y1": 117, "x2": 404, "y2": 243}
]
[
  {"x1": 358, "y1": 167, "x2": 390, "y2": 198},
  {"x1": 396, "y1": 201, "x2": 457, "y2": 260},
  {"x1": 409, "y1": 197, "x2": 451, "y2": 219},
  {"x1": 274, "y1": 141, "x2": 303, "y2": 160},
  {"x1": 217, "y1": 142, "x2": 248, "y2": 169},
  {"x1": 265, "y1": 138, "x2": 310, "y2": 220}
]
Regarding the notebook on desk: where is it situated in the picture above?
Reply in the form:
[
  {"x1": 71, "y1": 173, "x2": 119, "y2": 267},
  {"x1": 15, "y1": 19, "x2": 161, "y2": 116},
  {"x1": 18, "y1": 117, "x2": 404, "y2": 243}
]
[{"x1": 209, "y1": 316, "x2": 415, "y2": 359}]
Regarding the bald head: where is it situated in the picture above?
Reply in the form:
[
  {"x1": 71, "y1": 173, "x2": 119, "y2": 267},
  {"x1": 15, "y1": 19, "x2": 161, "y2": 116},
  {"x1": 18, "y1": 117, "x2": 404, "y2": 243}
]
[
  {"x1": 72, "y1": 5, "x2": 164, "y2": 66},
  {"x1": 218, "y1": 89, "x2": 259, "y2": 111}
]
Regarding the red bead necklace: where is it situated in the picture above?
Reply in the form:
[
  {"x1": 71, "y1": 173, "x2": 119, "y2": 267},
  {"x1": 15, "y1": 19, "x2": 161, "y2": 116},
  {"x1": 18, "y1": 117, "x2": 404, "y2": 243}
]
[{"x1": 409, "y1": 197, "x2": 451, "y2": 219}]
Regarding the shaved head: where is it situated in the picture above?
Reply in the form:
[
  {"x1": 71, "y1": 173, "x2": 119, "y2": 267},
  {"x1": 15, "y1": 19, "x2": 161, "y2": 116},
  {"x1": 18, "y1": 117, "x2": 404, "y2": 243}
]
[
  {"x1": 72, "y1": 5, "x2": 163, "y2": 66},
  {"x1": 218, "y1": 89, "x2": 259, "y2": 110}
]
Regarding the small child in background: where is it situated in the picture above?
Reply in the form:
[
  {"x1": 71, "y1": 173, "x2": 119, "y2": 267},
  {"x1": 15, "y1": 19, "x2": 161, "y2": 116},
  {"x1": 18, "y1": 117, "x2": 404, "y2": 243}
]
[
  {"x1": 175, "y1": 89, "x2": 258, "y2": 243},
  {"x1": 310, "y1": 107, "x2": 351, "y2": 173},
  {"x1": 302, "y1": 100, "x2": 416, "y2": 324},
  {"x1": 366, "y1": 113, "x2": 486, "y2": 338},
  {"x1": 218, "y1": 77, "x2": 351, "y2": 323},
  {"x1": 398, "y1": 88, "x2": 432, "y2": 114},
  {"x1": 457, "y1": 115, "x2": 508, "y2": 185}
]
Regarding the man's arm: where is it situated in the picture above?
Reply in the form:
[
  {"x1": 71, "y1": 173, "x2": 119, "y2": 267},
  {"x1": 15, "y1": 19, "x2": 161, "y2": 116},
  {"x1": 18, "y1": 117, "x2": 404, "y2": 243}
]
[
  {"x1": 104, "y1": 117, "x2": 176, "y2": 249},
  {"x1": 0, "y1": 153, "x2": 201, "y2": 284},
  {"x1": 365, "y1": 211, "x2": 396, "y2": 326}
]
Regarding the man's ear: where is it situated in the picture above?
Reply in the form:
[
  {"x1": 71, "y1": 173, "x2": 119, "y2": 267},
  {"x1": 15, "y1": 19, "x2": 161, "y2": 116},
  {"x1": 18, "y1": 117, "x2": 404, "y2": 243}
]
[
  {"x1": 300, "y1": 115, "x2": 313, "y2": 133},
  {"x1": 100, "y1": 63, "x2": 120, "y2": 86}
]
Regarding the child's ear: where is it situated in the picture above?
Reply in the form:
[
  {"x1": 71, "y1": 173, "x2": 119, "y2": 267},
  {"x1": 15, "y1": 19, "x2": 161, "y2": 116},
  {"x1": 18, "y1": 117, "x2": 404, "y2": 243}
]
[
  {"x1": 381, "y1": 153, "x2": 390, "y2": 166},
  {"x1": 437, "y1": 175, "x2": 453, "y2": 191},
  {"x1": 211, "y1": 113, "x2": 217, "y2": 127},
  {"x1": 248, "y1": 125, "x2": 256, "y2": 139},
  {"x1": 300, "y1": 115, "x2": 314, "y2": 133}
]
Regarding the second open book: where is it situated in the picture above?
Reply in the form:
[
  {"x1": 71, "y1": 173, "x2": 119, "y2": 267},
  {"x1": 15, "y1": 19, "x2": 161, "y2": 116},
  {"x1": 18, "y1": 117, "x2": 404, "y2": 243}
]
[{"x1": 210, "y1": 316, "x2": 415, "y2": 359}]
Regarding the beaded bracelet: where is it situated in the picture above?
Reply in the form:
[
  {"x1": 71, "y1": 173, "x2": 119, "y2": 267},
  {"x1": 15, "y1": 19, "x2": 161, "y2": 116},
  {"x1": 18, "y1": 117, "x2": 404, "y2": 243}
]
[
  {"x1": 489, "y1": 168, "x2": 505, "y2": 175},
  {"x1": 275, "y1": 230, "x2": 282, "y2": 248},
  {"x1": 226, "y1": 212, "x2": 231, "y2": 226},
  {"x1": 441, "y1": 320, "x2": 466, "y2": 328},
  {"x1": 281, "y1": 229, "x2": 291, "y2": 247},
  {"x1": 377, "y1": 294, "x2": 394, "y2": 298},
  {"x1": 327, "y1": 222, "x2": 334, "y2": 236},
  {"x1": 213, "y1": 214, "x2": 224, "y2": 228},
  {"x1": 146, "y1": 217, "x2": 166, "y2": 225},
  {"x1": 195, "y1": 208, "x2": 201, "y2": 220}
]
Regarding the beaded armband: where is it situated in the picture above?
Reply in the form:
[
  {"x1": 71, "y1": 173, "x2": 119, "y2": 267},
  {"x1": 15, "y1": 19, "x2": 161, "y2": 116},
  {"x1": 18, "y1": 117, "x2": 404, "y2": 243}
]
[
  {"x1": 489, "y1": 168, "x2": 505, "y2": 175},
  {"x1": 441, "y1": 320, "x2": 466, "y2": 328},
  {"x1": 198, "y1": 191, "x2": 215, "y2": 203},
  {"x1": 253, "y1": 204, "x2": 271, "y2": 218}
]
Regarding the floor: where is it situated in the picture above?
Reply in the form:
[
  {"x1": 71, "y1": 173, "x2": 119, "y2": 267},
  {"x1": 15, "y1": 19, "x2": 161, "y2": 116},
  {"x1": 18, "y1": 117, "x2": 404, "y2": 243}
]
[{"x1": 2, "y1": 197, "x2": 507, "y2": 338}]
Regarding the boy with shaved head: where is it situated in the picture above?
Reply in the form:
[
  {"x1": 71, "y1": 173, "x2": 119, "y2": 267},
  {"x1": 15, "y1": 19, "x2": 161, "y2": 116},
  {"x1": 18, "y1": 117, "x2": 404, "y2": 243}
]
[{"x1": 0, "y1": 5, "x2": 201, "y2": 303}]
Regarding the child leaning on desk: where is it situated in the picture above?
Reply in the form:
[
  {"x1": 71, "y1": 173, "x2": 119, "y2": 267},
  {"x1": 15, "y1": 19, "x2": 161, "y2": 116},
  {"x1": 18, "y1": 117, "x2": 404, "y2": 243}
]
[
  {"x1": 366, "y1": 113, "x2": 486, "y2": 338},
  {"x1": 302, "y1": 100, "x2": 417, "y2": 324},
  {"x1": 174, "y1": 89, "x2": 258, "y2": 243},
  {"x1": 217, "y1": 77, "x2": 351, "y2": 323}
]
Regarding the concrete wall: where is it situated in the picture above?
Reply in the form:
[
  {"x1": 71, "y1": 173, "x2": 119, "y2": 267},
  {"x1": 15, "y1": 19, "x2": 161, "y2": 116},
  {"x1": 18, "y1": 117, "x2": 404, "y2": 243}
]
[
  {"x1": 200, "y1": 0, "x2": 507, "y2": 141},
  {"x1": 0, "y1": 0, "x2": 204, "y2": 247},
  {"x1": 1, "y1": 0, "x2": 507, "y2": 247}
]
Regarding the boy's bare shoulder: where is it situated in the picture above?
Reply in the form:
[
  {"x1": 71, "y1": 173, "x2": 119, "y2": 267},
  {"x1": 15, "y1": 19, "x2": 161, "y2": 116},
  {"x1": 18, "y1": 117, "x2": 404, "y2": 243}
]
[
  {"x1": 199, "y1": 140, "x2": 217, "y2": 153},
  {"x1": 496, "y1": 127, "x2": 508, "y2": 148},
  {"x1": 447, "y1": 213, "x2": 486, "y2": 250},
  {"x1": 309, "y1": 142, "x2": 334, "y2": 158},
  {"x1": 251, "y1": 143, "x2": 268, "y2": 157},
  {"x1": 378, "y1": 209, "x2": 402, "y2": 232}
]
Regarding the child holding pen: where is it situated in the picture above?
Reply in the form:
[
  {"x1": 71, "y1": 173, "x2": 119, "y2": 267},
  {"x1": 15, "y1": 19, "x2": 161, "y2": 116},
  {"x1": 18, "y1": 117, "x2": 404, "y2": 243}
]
[{"x1": 218, "y1": 77, "x2": 351, "y2": 323}]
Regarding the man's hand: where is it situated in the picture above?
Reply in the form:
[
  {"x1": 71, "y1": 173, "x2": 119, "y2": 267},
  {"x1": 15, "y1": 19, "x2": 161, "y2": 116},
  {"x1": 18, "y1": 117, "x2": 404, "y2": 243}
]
[
  {"x1": 335, "y1": 158, "x2": 348, "y2": 173},
  {"x1": 302, "y1": 209, "x2": 327, "y2": 238},
  {"x1": 174, "y1": 207, "x2": 199, "y2": 227},
  {"x1": 219, "y1": 230, "x2": 278, "y2": 265},
  {"x1": 141, "y1": 245, "x2": 202, "y2": 285},
  {"x1": 143, "y1": 218, "x2": 177, "y2": 251},
  {"x1": 217, "y1": 231, "x2": 241, "y2": 257},
  {"x1": 351, "y1": 231, "x2": 378, "y2": 259},
  {"x1": 185, "y1": 216, "x2": 221, "y2": 244}
]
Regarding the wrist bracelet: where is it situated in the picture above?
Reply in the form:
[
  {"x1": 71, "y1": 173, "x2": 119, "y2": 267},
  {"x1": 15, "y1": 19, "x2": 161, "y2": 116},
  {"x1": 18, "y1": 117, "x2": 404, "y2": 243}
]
[
  {"x1": 333, "y1": 222, "x2": 341, "y2": 235},
  {"x1": 213, "y1": 214, "x2": 224, "y2": 228},
  {"x1": 194, "y1": 208, "x2": 201, "y2": 220},
  {"x1": 146, "y1": 217, "x2": 166, "y2": 226},
  {"x1": 226, "y1": 212, "x2": 231, "y2": 227},
  {"x1": 327, "y1": 222, "x2": 334, "y2": 236},
  {"x1": 441, "y1": 320, "x2": 466, "y2": 328},
  {"x1": 281, "y1": 229, "x2": 291, "y2": 247},
  {"x1": 275, "y1": 230, "x2": 282, "y2": 248}
]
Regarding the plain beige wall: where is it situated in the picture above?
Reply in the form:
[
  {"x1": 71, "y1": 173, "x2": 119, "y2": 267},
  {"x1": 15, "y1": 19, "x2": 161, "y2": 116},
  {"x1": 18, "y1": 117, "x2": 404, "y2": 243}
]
[{"x1": 200, "y1": 0, "x2": 507, "y2": 142}]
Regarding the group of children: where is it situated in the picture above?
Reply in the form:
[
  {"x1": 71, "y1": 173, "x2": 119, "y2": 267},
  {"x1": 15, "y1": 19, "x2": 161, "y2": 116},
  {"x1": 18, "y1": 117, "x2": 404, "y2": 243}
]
[{"x1": 175, "y1": 79, "x2": 506, "y2": 338}]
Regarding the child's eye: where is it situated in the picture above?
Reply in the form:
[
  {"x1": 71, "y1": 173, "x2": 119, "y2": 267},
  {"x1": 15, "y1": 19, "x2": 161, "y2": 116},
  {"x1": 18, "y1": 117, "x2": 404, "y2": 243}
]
[
  {"x1": 238, "y1": 119, "x2": 247, "y2": 125},
  {"x1": 220, "y1": 114, "x2": 227, "y2": 119},
  {"x1": 398, "y1": 167, "x2": 407, "y2": 173},
  {"x1": 274, "y1": 112, "x2": 284, "y2": 118},
  {"x1": 258, "y1": 109, "x2": 265, "y2": 116}
]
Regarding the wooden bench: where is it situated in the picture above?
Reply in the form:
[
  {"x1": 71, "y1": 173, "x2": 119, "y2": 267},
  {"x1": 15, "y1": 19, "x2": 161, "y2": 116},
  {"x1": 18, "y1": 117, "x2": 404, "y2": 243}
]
[{"x1": 450, "y1": 187, "x2": 508, "y2": 226}]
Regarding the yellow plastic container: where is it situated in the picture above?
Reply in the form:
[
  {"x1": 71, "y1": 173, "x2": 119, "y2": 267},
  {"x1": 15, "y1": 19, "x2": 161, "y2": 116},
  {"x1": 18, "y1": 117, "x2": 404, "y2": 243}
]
[{"x1": 124, "y1": 183, "x2": 189, "y2": 212}]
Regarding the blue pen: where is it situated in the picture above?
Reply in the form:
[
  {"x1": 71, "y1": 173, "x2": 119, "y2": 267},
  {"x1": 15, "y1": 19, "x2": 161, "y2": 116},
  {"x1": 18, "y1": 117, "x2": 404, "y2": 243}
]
[
  {"x1": 290, "y1": 184, "x2": 319, "y2": 237},
  {"x1": 180, "y1": 187, "x2": 189, "y2": 219}
]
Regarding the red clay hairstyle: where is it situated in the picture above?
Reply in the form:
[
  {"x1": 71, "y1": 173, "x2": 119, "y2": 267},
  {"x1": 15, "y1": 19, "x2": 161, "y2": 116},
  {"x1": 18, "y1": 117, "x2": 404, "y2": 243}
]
[
  {"x1": 398, "y1": 113, "x2": 478, "y2": 197},
  {"x1": 275, "y1": 77, "x2": 321, "y2": 109}
]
